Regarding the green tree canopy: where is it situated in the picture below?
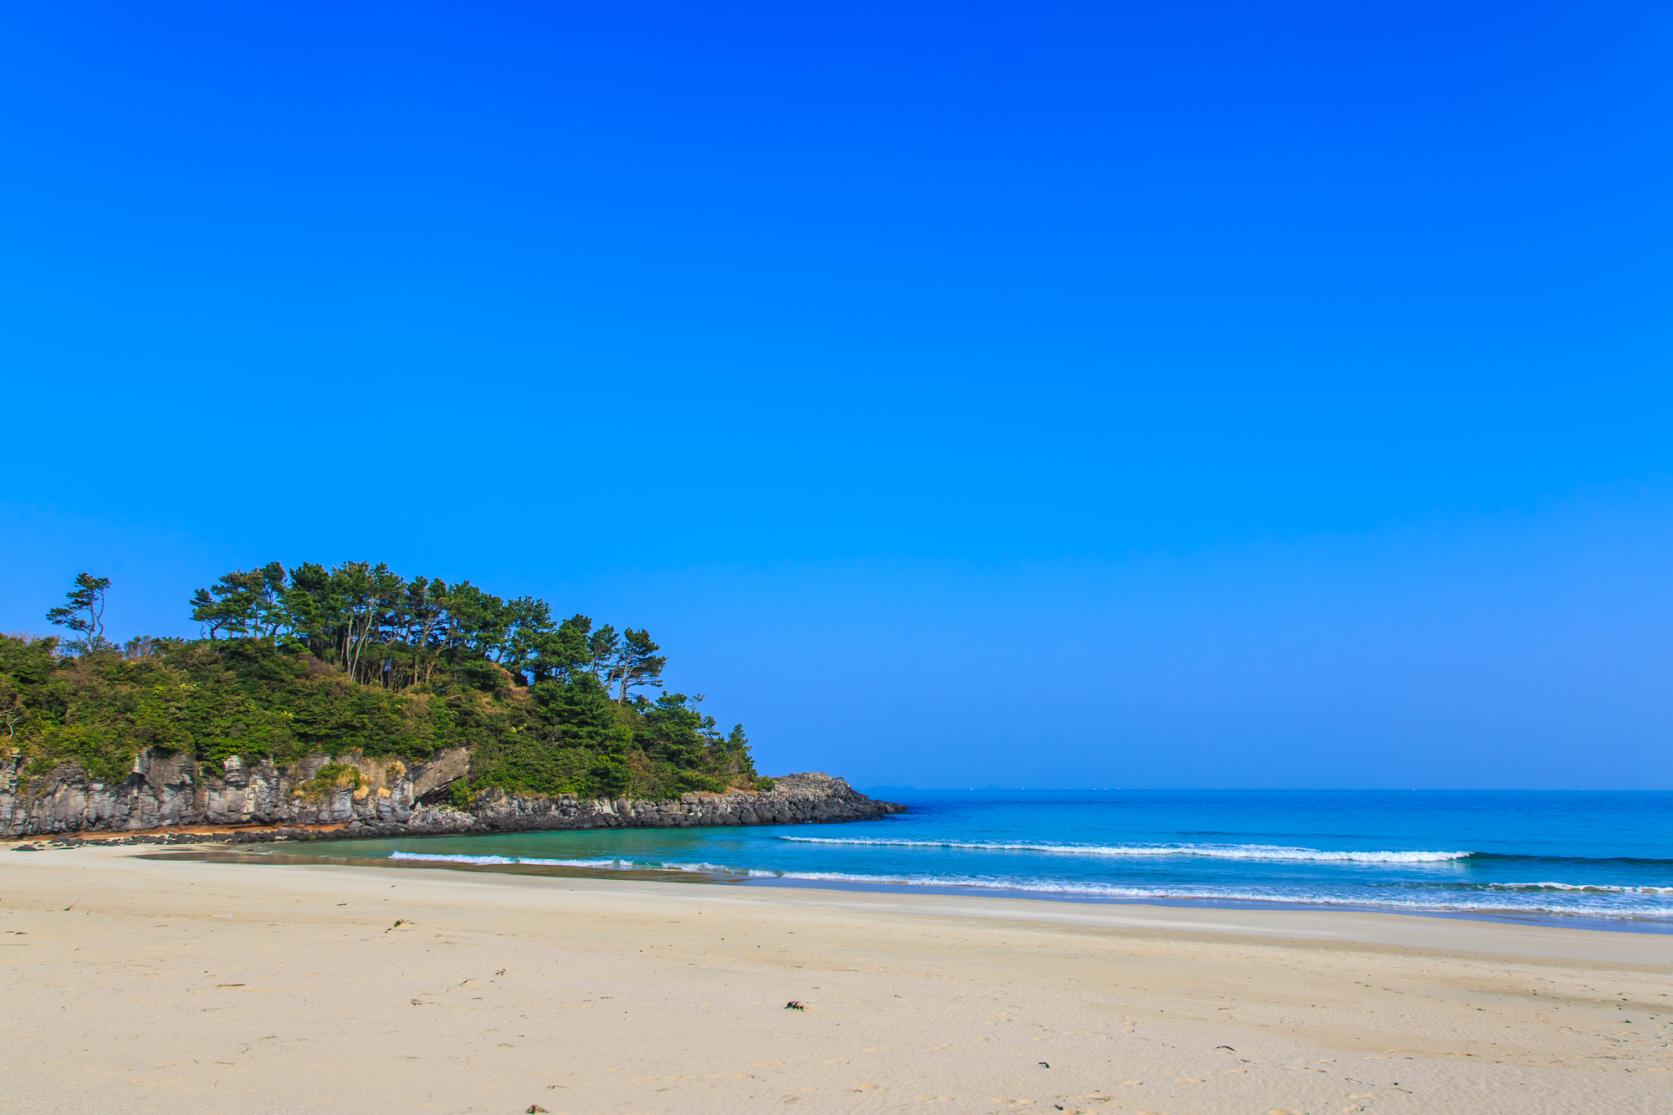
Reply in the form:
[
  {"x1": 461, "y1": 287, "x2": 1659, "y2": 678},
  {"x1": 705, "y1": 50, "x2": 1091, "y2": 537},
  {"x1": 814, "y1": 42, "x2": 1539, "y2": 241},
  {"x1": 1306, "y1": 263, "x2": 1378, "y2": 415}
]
[
  {"x1": 9, "y1": 562, "x2": 762, "y2": 802},
  {"x1": 45, "y1": 572, "x2": 110, "y2": 654}
]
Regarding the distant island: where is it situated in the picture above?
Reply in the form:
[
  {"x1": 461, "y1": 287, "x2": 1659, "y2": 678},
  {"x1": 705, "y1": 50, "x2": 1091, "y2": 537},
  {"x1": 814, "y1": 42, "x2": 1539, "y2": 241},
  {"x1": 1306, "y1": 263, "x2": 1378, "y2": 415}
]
[{"x1": 0, "y1": 566, "x2": 899, "y2": 837}]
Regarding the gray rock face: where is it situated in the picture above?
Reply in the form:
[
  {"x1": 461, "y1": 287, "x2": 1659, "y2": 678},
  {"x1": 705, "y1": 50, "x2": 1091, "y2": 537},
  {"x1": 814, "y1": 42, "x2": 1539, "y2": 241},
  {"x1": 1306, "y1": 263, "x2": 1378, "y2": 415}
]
[{"x1": 0, "y1": 748, "x2": 902, "y2": 838}]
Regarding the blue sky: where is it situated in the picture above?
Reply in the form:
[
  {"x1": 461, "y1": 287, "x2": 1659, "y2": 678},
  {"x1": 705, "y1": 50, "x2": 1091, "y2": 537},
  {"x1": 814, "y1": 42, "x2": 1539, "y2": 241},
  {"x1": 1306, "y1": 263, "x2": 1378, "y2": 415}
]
[{"x1": 3, "y1": 2, "x2": 1670, "y2": 787}]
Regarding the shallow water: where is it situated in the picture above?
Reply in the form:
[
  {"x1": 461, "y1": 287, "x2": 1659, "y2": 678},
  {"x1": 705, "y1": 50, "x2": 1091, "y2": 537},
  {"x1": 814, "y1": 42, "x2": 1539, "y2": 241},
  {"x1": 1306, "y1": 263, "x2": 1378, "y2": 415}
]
[{"x1": 298, "y1": 789, "x2": 1673, "y2": 929}]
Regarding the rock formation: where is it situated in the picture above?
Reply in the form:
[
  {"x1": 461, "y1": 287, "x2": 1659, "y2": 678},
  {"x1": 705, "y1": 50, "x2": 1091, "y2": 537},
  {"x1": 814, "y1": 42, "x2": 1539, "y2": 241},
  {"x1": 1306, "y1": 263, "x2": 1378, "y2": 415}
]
[{"x1": 0, "y1": 748, "x2": 902, "y2": 839}]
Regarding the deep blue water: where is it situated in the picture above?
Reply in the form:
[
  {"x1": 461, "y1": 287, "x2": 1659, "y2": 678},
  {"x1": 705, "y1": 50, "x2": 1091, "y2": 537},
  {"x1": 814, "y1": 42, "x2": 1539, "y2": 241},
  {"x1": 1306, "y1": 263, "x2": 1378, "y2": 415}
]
[{"x1": 300, "y1": 789, "x2": 1673, "y2": 928}]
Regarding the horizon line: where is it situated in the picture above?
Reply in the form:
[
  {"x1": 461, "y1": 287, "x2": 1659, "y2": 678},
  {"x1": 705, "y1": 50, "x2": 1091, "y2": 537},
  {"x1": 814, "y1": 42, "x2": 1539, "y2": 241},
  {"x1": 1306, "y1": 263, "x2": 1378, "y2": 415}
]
[{"x1": 858, "y1": 785, "x2": 1672, "y2": 793}]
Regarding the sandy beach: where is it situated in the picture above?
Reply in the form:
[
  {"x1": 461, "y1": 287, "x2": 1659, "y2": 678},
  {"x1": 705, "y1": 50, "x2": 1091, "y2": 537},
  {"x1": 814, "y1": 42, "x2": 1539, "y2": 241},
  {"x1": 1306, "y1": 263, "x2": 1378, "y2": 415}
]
[{"x1": 1, "y1": 845, "x2": 1669, "y2": 1115}]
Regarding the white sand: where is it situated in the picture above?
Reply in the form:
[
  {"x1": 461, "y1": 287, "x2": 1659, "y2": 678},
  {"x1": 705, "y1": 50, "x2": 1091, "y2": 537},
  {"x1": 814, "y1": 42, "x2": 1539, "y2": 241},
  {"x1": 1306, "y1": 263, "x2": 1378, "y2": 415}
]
[{"x1": 2, "y1": 844, "x2": 1669, "y2": 1114}]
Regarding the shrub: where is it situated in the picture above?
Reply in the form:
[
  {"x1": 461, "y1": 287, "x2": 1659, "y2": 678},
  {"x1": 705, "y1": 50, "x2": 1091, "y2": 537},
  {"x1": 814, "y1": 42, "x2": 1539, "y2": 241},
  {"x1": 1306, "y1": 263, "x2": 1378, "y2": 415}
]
[
  {"x1": 294, "y1": 760, "x2": 361, "y2": 802},
  {"x1": 0, "y1": 632, "x2": 763, "y2": 804}
]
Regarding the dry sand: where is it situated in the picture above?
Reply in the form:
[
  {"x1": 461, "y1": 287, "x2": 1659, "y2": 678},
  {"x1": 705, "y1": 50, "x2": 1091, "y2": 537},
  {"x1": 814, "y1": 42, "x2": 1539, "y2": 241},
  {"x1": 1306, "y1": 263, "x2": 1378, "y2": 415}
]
[{"x1": 1, "y1": 844, "x2": 1669, "y2": 1114}]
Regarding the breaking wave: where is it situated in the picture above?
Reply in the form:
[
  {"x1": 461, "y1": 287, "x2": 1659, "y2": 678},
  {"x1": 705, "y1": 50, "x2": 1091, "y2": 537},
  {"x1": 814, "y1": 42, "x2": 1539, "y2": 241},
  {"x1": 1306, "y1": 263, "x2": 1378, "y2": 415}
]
[
  {"x1": 777, "y1": 836, "x2": 1473, "y2": 864},
  {"x1": 740, "y1": 868, "x2": 1673, "y2": 917},
  {"x1": 1479, "y1": 881, "x2": 1673, "y2": 895},
  {"x1": 380, "y1": 851, "x2": 1673, "y2": 918}
]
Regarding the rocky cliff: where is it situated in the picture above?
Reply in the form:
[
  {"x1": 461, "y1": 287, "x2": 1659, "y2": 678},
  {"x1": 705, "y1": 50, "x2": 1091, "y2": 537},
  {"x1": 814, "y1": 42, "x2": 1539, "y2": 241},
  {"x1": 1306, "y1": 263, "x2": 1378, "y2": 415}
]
[{"x1": 0, "y1": 748, "x2": 902, "y2": 839}]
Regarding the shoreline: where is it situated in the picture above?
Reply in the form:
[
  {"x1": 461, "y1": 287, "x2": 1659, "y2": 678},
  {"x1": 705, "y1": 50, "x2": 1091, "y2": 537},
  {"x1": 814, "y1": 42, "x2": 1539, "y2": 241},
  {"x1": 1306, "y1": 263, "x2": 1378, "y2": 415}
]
[
  {"x1": 126, "y1": 839, "x2": 1673, "y2": 936},
  {"x1": 3, "y1": 843, "x2": 1670, "y2": 1113},
  {"x1": 150, "y1": 847, "x2": 1673, "y2": 957},
  {"x1": 4, "y1": 821, "x2": 358, "y2": 843}
]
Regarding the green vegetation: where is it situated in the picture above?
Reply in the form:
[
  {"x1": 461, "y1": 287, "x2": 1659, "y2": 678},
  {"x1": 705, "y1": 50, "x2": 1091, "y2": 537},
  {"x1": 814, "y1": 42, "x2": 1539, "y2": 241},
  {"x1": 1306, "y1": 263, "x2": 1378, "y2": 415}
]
[
  {"x1": 44, "y1": 572, "x2": 110, "y2": 655},
  {"x1": 2, "y1": 566, "x2": 765, "y2": 800},
  {"x1": 295, "y1": 761, "x2": 361, "y2": 802}
]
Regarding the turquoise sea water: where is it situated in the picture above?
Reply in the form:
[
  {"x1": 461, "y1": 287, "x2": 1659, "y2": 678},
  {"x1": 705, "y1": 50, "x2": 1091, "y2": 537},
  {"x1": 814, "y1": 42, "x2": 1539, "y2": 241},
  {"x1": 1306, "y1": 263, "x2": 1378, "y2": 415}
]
[{"x1": 300, "y1": 790, "x2": 1673, "y2": 929}]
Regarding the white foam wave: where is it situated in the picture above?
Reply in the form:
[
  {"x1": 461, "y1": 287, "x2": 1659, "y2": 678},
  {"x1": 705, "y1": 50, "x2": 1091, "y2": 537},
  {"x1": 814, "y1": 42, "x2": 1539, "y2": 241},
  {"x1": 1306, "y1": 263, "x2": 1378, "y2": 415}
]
[
  {"x1": 742, "y1": 868, "x2": 1673, "y2": 918},
  {"x1": 1481, "y1": 881, "x2": 1673, "y2": 895},
  {"x1": 777, "y1": 836, "x2": 1472, "y2": 864},
  {"x1": 386, "y1": 851, "x2": 746, "y2": 875},
  {"x1": 380, "y1": 852, "x2": 1673, "y2": 918},
  {"x1": 389, "y1": 851, "x2": 627, "y2": 869}
]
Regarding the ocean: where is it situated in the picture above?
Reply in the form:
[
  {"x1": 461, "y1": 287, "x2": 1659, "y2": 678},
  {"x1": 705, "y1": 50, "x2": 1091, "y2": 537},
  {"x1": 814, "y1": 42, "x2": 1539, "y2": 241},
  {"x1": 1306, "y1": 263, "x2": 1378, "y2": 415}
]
[{"x1": 298, "y1": 789, "x2": 1673, "y2": 930}]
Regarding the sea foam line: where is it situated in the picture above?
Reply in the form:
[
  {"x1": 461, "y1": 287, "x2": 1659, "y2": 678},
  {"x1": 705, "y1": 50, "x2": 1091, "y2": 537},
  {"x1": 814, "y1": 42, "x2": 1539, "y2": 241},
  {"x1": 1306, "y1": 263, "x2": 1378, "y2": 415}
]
[
  {"x1": 386, "y1": 851, "x2": 744, "y2": 874},
  {"x1": 379, "y1": 853, "x2": 1673, "y2": 917},
  {"x1": 742, "y1": 869, "x2": 1673, "y2": 917},
  {"x1": 389, "y1": 851, "x2": 628, "y2": 869},
  {"x1": 777, "y1": 836, "x2": 1473, "y2": 864}
]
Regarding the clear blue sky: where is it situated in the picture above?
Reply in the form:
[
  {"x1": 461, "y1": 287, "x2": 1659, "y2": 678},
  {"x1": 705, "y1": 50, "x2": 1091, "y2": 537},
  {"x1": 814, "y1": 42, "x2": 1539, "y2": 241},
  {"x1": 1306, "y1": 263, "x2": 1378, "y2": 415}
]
[{"x1": 3, "y1": 2, "x2": 1670, "y2": 788}]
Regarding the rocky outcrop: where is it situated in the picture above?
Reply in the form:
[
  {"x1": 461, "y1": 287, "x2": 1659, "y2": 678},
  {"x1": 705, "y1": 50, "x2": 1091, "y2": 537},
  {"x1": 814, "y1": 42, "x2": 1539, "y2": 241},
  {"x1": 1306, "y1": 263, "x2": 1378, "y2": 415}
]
[{"x1": 0, "y1": 748, "x2": 902, "y2": 838}]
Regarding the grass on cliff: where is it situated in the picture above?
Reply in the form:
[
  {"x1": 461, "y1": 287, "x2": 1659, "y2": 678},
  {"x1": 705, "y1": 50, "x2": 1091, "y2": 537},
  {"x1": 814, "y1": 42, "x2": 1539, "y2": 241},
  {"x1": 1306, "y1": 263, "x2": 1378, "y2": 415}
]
[
  {"x1": 294, "y1": 761, "x2": 362, "y2": 802},
  {"x1": 0, "y1": 634, "x2": 761, "y2": 801}
]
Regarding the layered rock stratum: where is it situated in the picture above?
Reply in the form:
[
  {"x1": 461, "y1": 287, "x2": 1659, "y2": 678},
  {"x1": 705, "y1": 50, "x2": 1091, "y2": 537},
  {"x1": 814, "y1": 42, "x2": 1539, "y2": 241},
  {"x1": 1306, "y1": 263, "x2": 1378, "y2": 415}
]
[{"x1": 0, "y1": 748, "x2": 902, "y2": 839}]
